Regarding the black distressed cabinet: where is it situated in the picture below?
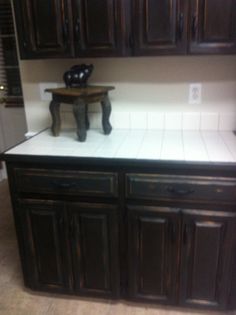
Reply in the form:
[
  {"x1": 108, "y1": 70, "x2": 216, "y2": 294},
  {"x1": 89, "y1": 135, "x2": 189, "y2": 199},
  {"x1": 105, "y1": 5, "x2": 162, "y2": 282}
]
[
  {"x1": 179, "y1": 210, "x2": 236, "y2": 309},
  {"x1": 72, "y1": 0, "x2": 127, "y2": 57},
  {"x1": 13, "y1": 0, "x2": 74, "y2": 59},
  {"x1": 16, "y1": 199, "x2": 73, "y2": 293},
  {"x1": 189, "y1": 0, "x2": 236, "y2": 54},
  {"x1": 4, "y1": 158, "x2": 236, "y2": 311},
  {"x1": 127, "y1": 205, "x2": 236, "y2": 309},
  {"x1": 69, "y1": 202, "x2": 120, "y2": 298},
  {"x1": 16, "y1": 199, "x2": 120, "y2": 297},
  {"x1": 128, "y1": 206, "x2": 180, "y2": 304},
  {"x1": 13, "y1": 0, "x2": 236, "y2": 58},
  {"x1": 132, "y1": 0, "x2": 188, "y2": 55}
]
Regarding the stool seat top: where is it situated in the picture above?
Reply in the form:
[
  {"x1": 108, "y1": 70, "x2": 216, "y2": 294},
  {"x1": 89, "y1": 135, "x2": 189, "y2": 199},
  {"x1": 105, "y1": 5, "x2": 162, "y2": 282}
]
[{"x1": 45, "y1": 85, "x2": 115, "y2": 98}]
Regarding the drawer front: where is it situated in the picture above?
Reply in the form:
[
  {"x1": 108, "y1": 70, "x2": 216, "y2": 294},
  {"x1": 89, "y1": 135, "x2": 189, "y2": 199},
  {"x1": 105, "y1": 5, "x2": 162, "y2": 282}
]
[
  {"x1": 14, "y1": 168, "x2": 118, "y2": 197},
  {"x1": 126, "y1": 174, "x2": 236, "y2": 203}
]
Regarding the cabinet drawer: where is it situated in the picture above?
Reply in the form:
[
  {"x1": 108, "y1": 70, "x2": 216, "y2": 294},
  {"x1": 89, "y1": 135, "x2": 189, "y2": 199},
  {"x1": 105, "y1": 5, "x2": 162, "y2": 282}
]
[
  {"x1": 14, "y1": 168, "x2": 118, "y2": 197},
  {"x1": 126, "y1": 174, "x2": 236, "y2": 203}
]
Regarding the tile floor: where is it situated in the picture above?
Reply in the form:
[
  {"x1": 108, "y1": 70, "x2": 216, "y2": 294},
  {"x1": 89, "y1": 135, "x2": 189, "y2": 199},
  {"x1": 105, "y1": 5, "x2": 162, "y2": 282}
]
[{"x1": 0, "y1": 180, "x2": 234, "y2": 315}]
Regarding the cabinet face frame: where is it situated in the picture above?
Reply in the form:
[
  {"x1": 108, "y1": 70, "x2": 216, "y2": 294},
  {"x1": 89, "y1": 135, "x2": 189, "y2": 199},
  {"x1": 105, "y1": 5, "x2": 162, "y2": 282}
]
[
  {"x1": 179, "y1": 209, "x2": 236, "y2": 310},
  {"x1": 189, "y1": 0, "x2": 236, "y2": 54},
  {"x1": 127, "y1": 205, "x2": 181, "y2": 304},
  {"x1": 13, "y1": 0, "x2": 74, "y2": 59}
]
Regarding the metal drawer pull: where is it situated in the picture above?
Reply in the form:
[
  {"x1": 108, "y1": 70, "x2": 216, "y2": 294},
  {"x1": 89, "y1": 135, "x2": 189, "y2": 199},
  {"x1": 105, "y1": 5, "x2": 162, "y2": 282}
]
[
  {"x1": 167, "y1": 187, "x2": 194, "y2": 196},
  {"x1": 178, "y1": 12, "x2": 184, "y2": 40},
  {"x1": 52, "y1": 182, "x2": 77, "y2": 189}
]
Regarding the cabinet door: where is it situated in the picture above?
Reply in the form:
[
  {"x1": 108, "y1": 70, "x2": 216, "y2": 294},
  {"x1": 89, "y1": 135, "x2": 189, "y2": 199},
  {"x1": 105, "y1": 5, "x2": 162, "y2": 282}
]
[
  {"x1": 132, "y1": 0, "x2": 187, "y2": 55},
  {"x1": 17, "y1": 199, "x2": 72, "y2": 293},
  {"x1": 72, "y1": 0, "x2": 127, "y2": 57},
  {"x1": 69, "y1": 203, "x2": 120, "y2": 298},
  {"x1": 189, "y1": 0, "x2": 236, "y2": 54},
  {"x1": 128, "y1": 206, "x2": 180, "y2": 304},
  {"x1": 13, "y1": 0, "x2": 73, "y2": 59},
  {"x1": 180, "y1": 209, "x2": 236, "y2": 310}
]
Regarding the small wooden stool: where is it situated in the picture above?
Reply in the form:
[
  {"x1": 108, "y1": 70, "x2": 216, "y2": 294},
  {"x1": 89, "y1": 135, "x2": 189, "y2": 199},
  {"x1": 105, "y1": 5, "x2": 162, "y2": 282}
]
[{"x1": 46, "y1": 85, "x2": 115, "y2": 142}]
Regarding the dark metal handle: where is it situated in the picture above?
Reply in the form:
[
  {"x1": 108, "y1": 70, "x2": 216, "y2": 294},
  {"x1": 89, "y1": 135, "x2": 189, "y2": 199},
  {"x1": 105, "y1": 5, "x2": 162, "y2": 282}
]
[
  {"x1": 75, "y1": 17, "x2": 80, "y2": 38},
  {"x1": 178, "y1": 13, "x2": 184, "y2": 40},
  {"x1": 170, "y1": 222, "x2": 176, "y2": 244},
  {"x1": 192, "y1": 14, "x2": 198, "y2": 40},
  {"x1": 70, "y1": 217, "x2": 75, "y2": 239},
  {"x1": 183, "y1": 224, "x2": 188, "y2": 245},
  {"x1": 59, "y1": 214, "x2": 64, "y2": 227},
  {"x1": 52, "y1": 181, "x2": 77, "y2": 189},
  {"x1": 63, "y1": 19, "x2": 69, "y2": 42},
  {"x1": 129, "y1": 34, "x2": 134, "y2": 49},
  {"x1": 167, "y1": 186, "x2": 194, "y2": 196}
]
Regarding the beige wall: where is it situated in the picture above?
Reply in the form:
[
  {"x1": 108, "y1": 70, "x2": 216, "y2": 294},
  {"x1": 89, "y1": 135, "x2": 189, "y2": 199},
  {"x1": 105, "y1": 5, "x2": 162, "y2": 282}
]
[{"x1": 19, "y1": 55, "x2": 236, "y2": 132}]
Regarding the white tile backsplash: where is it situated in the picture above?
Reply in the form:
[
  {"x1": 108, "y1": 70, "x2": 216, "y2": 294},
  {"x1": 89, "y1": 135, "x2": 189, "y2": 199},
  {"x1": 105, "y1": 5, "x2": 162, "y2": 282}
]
[
  {"x1": 147, "y1": 112, "x2": 165, "y2": 130},
  {"x1": 182, "y1": 113, "x2": 200, "y2": 130},
  {"x1": 130, "y1": 112, "x2": 147, "y2": 129},
  {"x1": 89, "y1": 112, "x2": 102, "y2": 129},
  {"x1": 110, "y1": 112, "x2": 130, "y2": 129},
  {"x1": 219, "y1": 113, "x2": 236, "y2": 131},
  {"x1": 39, "y1": 82, "x2": 58, "y2": 101},
  {"x1": 60, "y1": 109, "x2": 236, "y2": 131},
  {"x1": 165, "y1": 113, "x2": 182, "y2": 130},
  {"x1": 200, "y1": 113, "x2": 219, "y2": 131}
]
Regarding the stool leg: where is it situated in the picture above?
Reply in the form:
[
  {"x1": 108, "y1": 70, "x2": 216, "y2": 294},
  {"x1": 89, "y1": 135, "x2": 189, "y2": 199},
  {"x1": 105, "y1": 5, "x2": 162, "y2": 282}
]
[
  {"x1": 85, "y1": 104, "x2": 90, "y2": 130},
  {"x1": 73, "y1": 100, "x2": 87, "y2": 142},
  {"x1": 49, "y1": 100, "x2": 61, "y2": 136},
  {"x1": 101, "y1": 95, "x2": 112, "y2": 135}
]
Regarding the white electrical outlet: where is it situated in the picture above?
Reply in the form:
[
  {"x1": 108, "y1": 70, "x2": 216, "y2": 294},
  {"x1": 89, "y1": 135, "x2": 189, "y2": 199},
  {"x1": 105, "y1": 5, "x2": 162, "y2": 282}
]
[
  {"x1": 189, "y1": 83, "x2": 202, "y2": 105},
  {"x1": 39, "y1": 82, "x2": 58, "y2": 101}
]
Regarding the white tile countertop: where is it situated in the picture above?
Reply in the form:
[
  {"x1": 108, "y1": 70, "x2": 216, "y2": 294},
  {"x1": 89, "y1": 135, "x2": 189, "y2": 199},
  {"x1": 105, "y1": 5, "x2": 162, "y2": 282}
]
[{"x1": 5, "y1": 128, "x2": 236, "y2": 163}]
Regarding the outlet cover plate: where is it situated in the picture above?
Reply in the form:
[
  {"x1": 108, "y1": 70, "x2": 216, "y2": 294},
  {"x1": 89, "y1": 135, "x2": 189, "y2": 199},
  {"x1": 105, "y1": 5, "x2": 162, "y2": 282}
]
[{"x1": 189, "y1": 83, "x2": 202, "y2": 105}]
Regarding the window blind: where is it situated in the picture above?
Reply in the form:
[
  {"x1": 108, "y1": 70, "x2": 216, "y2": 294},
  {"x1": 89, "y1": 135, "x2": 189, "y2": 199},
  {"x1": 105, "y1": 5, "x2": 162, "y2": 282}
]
[{"x1": 0, "y1": 0, "x2": 23, "y2": 107}]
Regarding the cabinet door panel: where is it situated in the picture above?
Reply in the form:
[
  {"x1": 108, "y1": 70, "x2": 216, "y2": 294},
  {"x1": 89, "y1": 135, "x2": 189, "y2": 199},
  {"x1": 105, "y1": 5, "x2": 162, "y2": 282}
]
[
  {"x1": 133, "y1": 0, "x2": 187, "y2": 55},
  {"x1": 180, "y1": 210, "x2": 236, "y2": 310},
  {"x1": 128, "y1": 206, "x2": 180, "y2": 304},
  {"x1": 190, "y1": 0, "x2": 236, "y2": 54},
  {"x1": 70, "y1": 203, "x2": 120, "y2": 298},
  {"x1": 73, "y1": 0, "x2": 126, "y2": 56},
  {"x1": 17, "y1": 199, "x2": 72, "y2": 293},
  {"x1": 13, "y1": 0, "x2": 73, "y2": 58}
]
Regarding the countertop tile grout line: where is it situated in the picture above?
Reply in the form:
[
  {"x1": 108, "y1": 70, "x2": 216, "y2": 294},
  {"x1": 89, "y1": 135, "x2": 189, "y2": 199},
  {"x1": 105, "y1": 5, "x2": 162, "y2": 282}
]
[
  {"x1": 219, "y1": 131, "x2": 236, "y2": 162},
  {"x1": 199, "y1": 130, "x2": 210, "y2": 163}
]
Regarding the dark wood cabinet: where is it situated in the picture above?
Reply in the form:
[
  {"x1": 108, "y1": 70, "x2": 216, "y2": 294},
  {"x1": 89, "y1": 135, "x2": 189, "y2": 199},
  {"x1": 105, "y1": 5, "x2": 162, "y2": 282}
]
[
  {"x1": 72, "y1": 0, "x2": 127, "y2": 57},
  {"x1": 180, "y1": 209, "x2": 236, "y2": 309},
  {"x1": 16, "y1": 199, "x2": 72, "y2": 293},
  {"x1": 132, "y1": 0, "x2": 187, "y2": 55},
  {"x1": 4, "y1": 157, "x2": 236, "y2": 311},
  {"x1": 189, "y1": 0, "x2": 236, "y2": 54},
  {"x1": 13, "y1": 0, "x2": 74, "y2": 59},
  {"x1": 128, "y1": 206, "x2": 180, "y2": 304},
  {"x1": 12, "y1": 0, "x2": 236, "y2": 58},
  {"x1": 69, "y1": 202, "x2": 120, "y2": 298}
]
